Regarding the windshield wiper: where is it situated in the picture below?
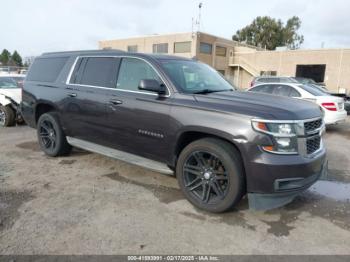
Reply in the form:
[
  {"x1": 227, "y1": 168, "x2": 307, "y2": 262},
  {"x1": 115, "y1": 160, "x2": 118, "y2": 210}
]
[{"x1": 193, "y1": 89, "x2": 233, "y2": 95}]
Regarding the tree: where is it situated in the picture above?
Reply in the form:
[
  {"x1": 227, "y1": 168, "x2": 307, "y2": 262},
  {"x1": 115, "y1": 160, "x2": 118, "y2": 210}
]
[
  {"x1": 0, "y1": 49, "x2": 11, "y2": 66},
  {"x1": 11, "y1": 50, "x2": 23, "y2": 67},
  {"x1": 232, "y1": 16, "x2": 304, "y2": 50}
]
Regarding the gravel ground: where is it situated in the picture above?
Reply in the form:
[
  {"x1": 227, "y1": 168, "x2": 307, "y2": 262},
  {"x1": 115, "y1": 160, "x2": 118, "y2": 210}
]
[{"x1": 0, "y1": 118, "x2": 350, "y2": 255}]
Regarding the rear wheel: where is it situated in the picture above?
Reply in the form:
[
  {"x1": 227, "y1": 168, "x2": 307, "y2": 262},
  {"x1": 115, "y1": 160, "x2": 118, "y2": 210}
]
[
  {"x1": 0, "y1": 105, "x2": 16, "y2": 127},
  {"x1": 176, "y1": 138, "x2": 245, "y2": 213},
  {"x1": 37, "y1": 112, "x2": 72, "y2": 156}
]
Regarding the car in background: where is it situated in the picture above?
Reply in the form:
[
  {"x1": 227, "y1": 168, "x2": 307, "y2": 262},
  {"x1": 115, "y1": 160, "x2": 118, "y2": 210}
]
[
  {"x1": 0, "y1": 75, "x2": 24, "y2": 127},
  {"x1": 19, "y1": 69, "x2": 28, "y2": 75},
  {"x1": 250, "y1": 76, "x2": 298, "y2": 87},
  {"x1": 345, "y1": 101, "x2": 350, "y2": 115},
  {"x1": 292, "y1": 77, "x2": 326, "y2": 88},
  {"x1": 248, "y1": 83, "x2": 347, "y2": 125},
  {"x1": 5, "y1": 74, "x2": 26, "y2": 88},
  {"x1": 294, "y1": 79, "x2": 350, "y2": 115}
]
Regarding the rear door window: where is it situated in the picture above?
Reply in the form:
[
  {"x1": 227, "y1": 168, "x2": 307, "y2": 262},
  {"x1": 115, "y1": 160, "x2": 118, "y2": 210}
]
[
  {"x1": 79, "y1": 57, "x2": 120, "y2": 88},
  {"x1": 27, "y1": 57, "x2": 68, "y2": 82},
  {"x1": 289, "y1": 87, "x2": 301, "y2": 97},
  {"x1": 272, "y1": 85, "x2": 292, "y2": 97},
  {"x1": 250, "y1": 84, "x2": 274, "y2": 94}
]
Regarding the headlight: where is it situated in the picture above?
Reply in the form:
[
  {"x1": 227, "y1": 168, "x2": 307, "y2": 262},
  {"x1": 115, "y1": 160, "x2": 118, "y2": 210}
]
[{"x1": 252, "y1": 121, "x2": 299, "y2": 154}]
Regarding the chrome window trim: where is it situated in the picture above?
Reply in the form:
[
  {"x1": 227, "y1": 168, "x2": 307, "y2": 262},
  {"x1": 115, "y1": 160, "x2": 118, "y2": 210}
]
[{"x1": 65, "y1": 55, "x2": 172, "y2": 97}]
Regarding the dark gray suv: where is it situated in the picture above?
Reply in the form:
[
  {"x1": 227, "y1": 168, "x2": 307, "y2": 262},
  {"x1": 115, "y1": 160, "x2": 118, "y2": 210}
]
[{"x1": 21, "y1": 50, "x2": 327, "y2": 212}]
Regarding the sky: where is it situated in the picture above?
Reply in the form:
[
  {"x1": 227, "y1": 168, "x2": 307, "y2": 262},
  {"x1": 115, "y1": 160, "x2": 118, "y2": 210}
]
[{"x1": 2, "y1": 0, "x2": 350, "y2": 57}]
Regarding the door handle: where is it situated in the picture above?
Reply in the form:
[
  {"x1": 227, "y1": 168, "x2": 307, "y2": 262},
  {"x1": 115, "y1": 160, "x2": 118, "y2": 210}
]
[
  {"x1": 67, "y1": 93, "x2": 77, "y2": 98},
  {"x1": 109, "y1": 99, "x2": 123, "y2": 105}
]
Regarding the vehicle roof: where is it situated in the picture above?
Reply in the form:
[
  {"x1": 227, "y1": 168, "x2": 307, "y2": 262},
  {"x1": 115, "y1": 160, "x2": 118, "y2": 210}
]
[
  {"x1": 252, "y1": 82, "x2": 303, "y2": 87},
  {"x1": 41, "y1": 49, "x2": 192, "y2": 62},
  {"x1": 255, "y1": 76, "x2": 293, "y2": 79}
]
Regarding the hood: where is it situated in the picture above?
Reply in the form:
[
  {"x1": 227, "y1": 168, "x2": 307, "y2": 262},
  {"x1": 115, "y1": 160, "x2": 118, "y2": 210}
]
[
  {"x1": 0, "y1": 88, "x2": 22, "y2": 104},
  {"x1": 194, "y1": 91, "x2": 322, "y2": 120}
]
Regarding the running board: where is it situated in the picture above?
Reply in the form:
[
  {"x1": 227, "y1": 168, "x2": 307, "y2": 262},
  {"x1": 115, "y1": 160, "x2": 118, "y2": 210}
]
[{"x1": 66, "y1": 137, "x2": 174, "y2": 175}]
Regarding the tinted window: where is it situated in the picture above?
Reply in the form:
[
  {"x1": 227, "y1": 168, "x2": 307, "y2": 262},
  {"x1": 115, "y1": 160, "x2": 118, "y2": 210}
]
[
  {"x1": 27, "y1": 57, "x2": 68, "y2": 82},
  {"x1": 300, "y1": 84, "x2": 327, "y2": 96},
  {"x1": 200, "y1": 42, "x2": 212, "y2": 54},
  {"x1": 250, "y1": 85, "x2": 274, "y2": 94},
  {"x1": 289, "y1": 88, "x2": 301, "y2": 97},
  {"x1": 272, "y1": 85, "x2": 292, "y2": 97},
  {"x1": 79, "y1": 57, "x2": 119, "y2": 88},
  {"x1": 117, "y1": 58, "x2": 162, "y2": 92}
]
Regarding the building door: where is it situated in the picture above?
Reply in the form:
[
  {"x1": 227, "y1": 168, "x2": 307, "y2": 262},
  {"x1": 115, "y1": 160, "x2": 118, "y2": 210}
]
[{"x1": 296, "y1": 64, "x2": 326, "y2": 83}]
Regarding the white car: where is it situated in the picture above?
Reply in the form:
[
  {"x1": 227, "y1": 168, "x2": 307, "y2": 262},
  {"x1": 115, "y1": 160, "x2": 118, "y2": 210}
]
[
  {"x1": 0, "y1": 75, "x2": 24, "y2": 127},
  {"x1": 248, "y1": 83, "x2": 347, "y2": 125}
]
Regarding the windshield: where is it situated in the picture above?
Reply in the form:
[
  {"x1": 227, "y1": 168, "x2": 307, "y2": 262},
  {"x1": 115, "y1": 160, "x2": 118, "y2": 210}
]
[
  {"x1": 0, "y1": 77, "x2": 19, "y2": 89},
  {"x1": 300, "y1": 84, "x2": 328, "y2": 96},
  {"x1": 161, "y1": 60, "x2": 235, "y2": 94}
]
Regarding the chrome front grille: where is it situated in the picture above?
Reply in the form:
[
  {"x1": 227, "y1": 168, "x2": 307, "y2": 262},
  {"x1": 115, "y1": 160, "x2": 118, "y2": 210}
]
[{"x1": 306, "y1": 136, "x2": 321, "y2": 155}]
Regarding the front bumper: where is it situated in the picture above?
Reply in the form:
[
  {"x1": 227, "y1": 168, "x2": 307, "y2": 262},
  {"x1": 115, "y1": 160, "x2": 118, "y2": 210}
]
[
  {"x1": 243, "y1": 143, "x2": 326, "y2": 210},
  {"x1": 248, "y1": 160, "x2": 328, "y2": 210}
]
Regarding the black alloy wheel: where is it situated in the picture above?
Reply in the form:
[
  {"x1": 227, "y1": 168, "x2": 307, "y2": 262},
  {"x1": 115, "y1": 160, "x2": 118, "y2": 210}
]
[
  {"x1": 176, "y1": 138, "x2": 245, "y2": 213},
  {"x1": 37, "y1": 112, "x2": 72, "y2": 157},
  {"x1": 39, "y1": 120, "x2": 57, "y2": 151},
  {"x1": 183, "y1": 151, "x2": 229, "y2": 204}
]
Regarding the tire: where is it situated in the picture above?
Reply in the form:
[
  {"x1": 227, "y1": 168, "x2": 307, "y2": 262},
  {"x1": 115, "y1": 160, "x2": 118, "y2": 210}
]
[
  {"x1": 0, "y1": 105, "x2": 16, "y2": 127},
  {"x1": 37, "y1": 112, "x2": 72, "y2": 157},
  {"x1": 176, "y1": 138, "x2": 245, "y2": 213}
]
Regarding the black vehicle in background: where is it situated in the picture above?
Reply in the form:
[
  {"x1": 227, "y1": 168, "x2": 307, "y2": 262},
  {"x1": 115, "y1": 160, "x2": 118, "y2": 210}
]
[{"x1": 21, "y1": 50, "x2": 326, "y2": 212}]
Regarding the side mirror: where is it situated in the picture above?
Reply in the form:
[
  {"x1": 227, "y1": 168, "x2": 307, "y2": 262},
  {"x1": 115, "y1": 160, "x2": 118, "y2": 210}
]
[{"x1": 138, "y1": 79, "x2": 166, "y2": 95}]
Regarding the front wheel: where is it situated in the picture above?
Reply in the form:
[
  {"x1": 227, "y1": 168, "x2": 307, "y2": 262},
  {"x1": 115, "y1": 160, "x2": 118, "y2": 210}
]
[
  {"x1": 0, "y1": 105, "x2": 16, "y2": 127},
  {"x1": 37, "y1": 112, "x2": 72, "y2": 157},
  {"x1": 176, "y1": 138, "x2": 245, "y2": 213}
]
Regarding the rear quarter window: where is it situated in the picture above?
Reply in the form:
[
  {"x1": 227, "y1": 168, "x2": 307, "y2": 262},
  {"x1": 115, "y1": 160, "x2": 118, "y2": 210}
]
[
  {"x1": 27, "y1": 57, "x2": 68, "y2": 82},
  {"x1": 78, "y1": 57, "x2": 120, "y2": 88}
]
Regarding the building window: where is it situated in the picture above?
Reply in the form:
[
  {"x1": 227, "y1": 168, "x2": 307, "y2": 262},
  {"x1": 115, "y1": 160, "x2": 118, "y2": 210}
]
[
  {"x1": 260, "y1": 71, "x2": 277, "y2": 76},
  {"x1": 216, "y1": 46, "x2": 227, "y2": 57},
  {"x1": 127, "y1": 45, "x2": 138, "y2": 52},
  {"x1": 153, "y1": 43, "x2": 168, "y2": 54},
  {"x1": 174, "y1": 41, "x2": 191, "y2": 53},
  {"x1": 217, "y1": 70, "x2": 225, "y2": 75},
  {"x1": 200, "y1": 42, "x2": 212, "y2": 54}
]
